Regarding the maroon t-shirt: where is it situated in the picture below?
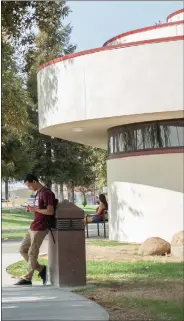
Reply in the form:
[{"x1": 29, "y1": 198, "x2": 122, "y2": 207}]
[{"x1": 30, "y1": 188, "x2": 55, "y2": 231}]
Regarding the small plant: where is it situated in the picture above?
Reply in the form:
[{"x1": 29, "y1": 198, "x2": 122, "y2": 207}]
[{"x1": 82, "y1": 194, "x2": 87, "y2": 207}]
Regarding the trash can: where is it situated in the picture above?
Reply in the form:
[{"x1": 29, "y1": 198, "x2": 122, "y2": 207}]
[{"x1": 48, "y1": 199, "x2": 86, "y2": 287}]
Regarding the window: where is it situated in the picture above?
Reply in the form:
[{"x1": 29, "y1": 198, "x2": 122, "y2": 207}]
[{"x1": 108, "y1": 119, "x2": 184, "y2": 155}]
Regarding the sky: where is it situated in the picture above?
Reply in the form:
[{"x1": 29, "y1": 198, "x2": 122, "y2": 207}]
[{"x1": 65, "y1": 1, "x2": 183, "y2": 51}]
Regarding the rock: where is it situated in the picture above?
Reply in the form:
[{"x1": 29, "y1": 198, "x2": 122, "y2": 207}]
[
  {"x1": 171, "y1": 231, "x2": 184, "y2": 245},
  {"x1": 138, "y1": 237, "x2": 171, "y2": 256},
  {"x1": 171, "y1": 231, "x2": 184, "y2": 258}
]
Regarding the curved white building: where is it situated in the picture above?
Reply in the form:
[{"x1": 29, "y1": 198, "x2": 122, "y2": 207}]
[{"x1": 37, "y1": 9, "x2": 184, "y2": 243}]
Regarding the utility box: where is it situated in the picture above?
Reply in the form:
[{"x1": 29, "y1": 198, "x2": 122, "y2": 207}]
[{"x1": 48, "y1": 200, "x2": 86, "y2": 287}]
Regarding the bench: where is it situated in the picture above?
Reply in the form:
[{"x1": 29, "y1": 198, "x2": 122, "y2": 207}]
[{"x1": 86, "y1": 210, "x2": 108, "y2": 238}]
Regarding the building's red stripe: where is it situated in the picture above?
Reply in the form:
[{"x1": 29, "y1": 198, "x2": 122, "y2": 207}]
[
  {"x1": 103, "y1": 20, "x2": 184, "y2": 47},
  {"x1": 167, "y1": 8, "x2": 184, "y2": 22},
  {"x1": 38, "y1": 35, "x2": 184, "y2": 72},
  {"x1": 107, "y1": 148, "x2": 184, "y2": 160}
]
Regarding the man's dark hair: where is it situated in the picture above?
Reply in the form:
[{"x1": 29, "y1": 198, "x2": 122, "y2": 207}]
[{"x1": 24, "y1": 174, "x2": 39, "y2": 183}]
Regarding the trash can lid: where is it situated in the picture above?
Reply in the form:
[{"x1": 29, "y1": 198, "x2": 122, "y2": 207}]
[{"x1": 56, "y1": 200, "x2": 84, "y2": 219}]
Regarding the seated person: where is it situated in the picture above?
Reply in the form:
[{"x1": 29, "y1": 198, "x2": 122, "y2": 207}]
[{"x1": 84, "y1": 194, "x2": 108, "y2": 224}]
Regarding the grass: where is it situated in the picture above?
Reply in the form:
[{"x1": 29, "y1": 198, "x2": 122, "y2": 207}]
[
  {"x1": 2, "y1": 209, "x2": 31, "y2": 240},
  {"x1": 76, "y1": 289, "x2": 184, "y2": 321},
  {"x1": 2, "y1": 230, "x2": 29, "y2": 240},
  {"x1": 77, "y1": 261, "x2": 184, "y2": 321},
  {"x1": 7, "y1": 259, "x2": 184, "y2": 282},
  {"x1": 6, "y1": 242, "x2": 184, "y2": 321},
  {"x1": 88, "y1": 261, "x2": 184, "y2": 281},
  {"x1": 7, "y1": 258, "x2": 184, "y2": 320},
  {"x1": 7, "y1": 258, "x2": 47, "y2": 279},
  {"x1": 2, "y1": 212, "x2": 32, "y2": 228},
  {"x1": 78, "y1": 205, "x2": 96, "y2": 216},
  {"x1": 125, "y1": 297, "x2": 184, "y2": 321},
  {"x1": 1, "y1": 205, "x2": 96, "y2": 240}
]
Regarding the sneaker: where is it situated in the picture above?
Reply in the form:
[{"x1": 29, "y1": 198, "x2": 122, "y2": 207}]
[
  {"x1": 38, "y1": 266, "x2": 47, "y2": 285},
  {"x1": 14, "y1": 278, "x2": 32, "y2": 286}
]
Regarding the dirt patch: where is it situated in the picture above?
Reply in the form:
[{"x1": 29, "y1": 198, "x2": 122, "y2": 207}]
[
  {"x1": 42, "y1": 243, "x2": 183, "y2": 263},
  {"x1": 108, "y1": 306, "x2": 152, "y2": 321},
  {"x1": 118, "y1": 280, "x2": 183, "y2": 303},
  {"x1": 83, "y1": 280, "x2": 183, "y2": 321},
  {"x1": 82, "y1": 244, "x2": 183, "y2": 321},
  {"x1": 86, "y1": 244, "x2": 183, "y2": 262},
  {"x1": 88, "y1": 288, "x2": 152, "y2": 320},
  {"x1": 87, "y1": 280, "x2": 183, "y2": 303}
]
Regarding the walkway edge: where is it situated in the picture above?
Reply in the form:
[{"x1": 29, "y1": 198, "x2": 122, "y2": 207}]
[{"x1": 2, "y1": 286, "x2": 109, "y2": 320}]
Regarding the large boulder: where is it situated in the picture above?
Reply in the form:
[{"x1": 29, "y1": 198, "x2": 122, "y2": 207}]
[
  {"x1": 138, "y1": 237, "x2": 171, "y2": 256},
  {"x1": 171, "y1": 231, "x2": 184, "y2": 245},
  {"x1": 171, "y1": 231, "x2": 184, "y2": 258}
]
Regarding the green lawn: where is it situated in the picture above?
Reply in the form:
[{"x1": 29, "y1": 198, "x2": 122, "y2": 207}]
[
  {"x1": 78, "y1": 205, "x2": 96, "y2": 215},
  {"x1": 7, "y1": 259, "x2": 184, "y2": 282},
  {"x1": 2, "y1": 229, "x2": 29, "y2": 240},
  {"x1": 2, "y1": 210, "x2": 33, "y2": 228},
  {"x1": 2, "y1": 205, "x2": 96, "y2": 240},
  {"x1": 7, "y1": 258, "x2": 184, "y2": 321},
  {"x1": 78, "y1": 261, "x2": 184, "y2": 321}
]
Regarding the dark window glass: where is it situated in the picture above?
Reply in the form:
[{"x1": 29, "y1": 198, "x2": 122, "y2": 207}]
[{"x1": 108, "y1": 119, "x2": 184, "y2": 154}]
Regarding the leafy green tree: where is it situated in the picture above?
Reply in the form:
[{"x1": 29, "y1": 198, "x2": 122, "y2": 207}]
[
  {"x1": 2, "y1": 1, "x2": 107, "y2": 199},
  {"x1": 2, "y1": 32, "x2": 28, "y2": 136},
  {"x1": 91, "y1": 148, "x2": 107, "y2": 190},
  {"x1": 23, "y1": 1, "x2": 99, "y2": 195},
  {"x1": 1, "y1": 1, "x2": 73, "y2": 186},
  {"x1": 23, "y1": 1, "x2": 76, "y2": 190},
  {"x1": 1, "y1": 32, "x2": 33, "y2": 190}
]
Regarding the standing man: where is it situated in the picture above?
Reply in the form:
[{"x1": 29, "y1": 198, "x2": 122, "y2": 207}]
[{"x1": 15, "y1": 174, "x2": 55, "y2": 286}]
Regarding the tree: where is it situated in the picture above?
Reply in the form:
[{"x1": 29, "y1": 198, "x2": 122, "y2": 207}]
[
  {"x1": 82, "y1": 193, "x2": 87, "y2": 208},
  {"x1": 2, "y1": 1, "x2": 107, "y2": 198},
  {"x1": 23, "y1": 1, "x2": 100, "y2": 196},
  {"x1": 1, "y1": 1, "x2": 73, "y2": 47},
  {"x1": 23, "y1": 1, "x2": 77, "y2": 190},
  {"x1": 74, "y1": 148, "x2": 107, "y2": 204},
  {"x1": 2, "y1": 32, "x2": 29, "y2": 136},
  {"x1": 92, "y1": 148, "x2": 107, "y2": 190},
  {"x1": 1, "y1": 1, "x2": 72, "y2": 185},
  {"x1": 1, "y1": 31, "x2": 34, "y2": 190}
]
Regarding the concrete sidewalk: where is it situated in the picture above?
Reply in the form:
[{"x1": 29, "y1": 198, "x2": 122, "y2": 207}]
[
  {"x1": 2, "y1": 286, "x2": 109, "y2": 321},
  {"x1": 2, "y1": 240, "x2": 109, "y2": 321},
  {"x1": 2, "y1": 240, "x2": 48, "y2": 286}
]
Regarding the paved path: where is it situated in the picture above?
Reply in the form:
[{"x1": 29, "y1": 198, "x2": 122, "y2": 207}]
[
  {"x1": 2, "y1": 239, "x2": 109, "y2": 321},
  {"x1": 2, "y1": 286, "x2": 108, "y2": 321},
  {"x1": 2, "y1": 240, "x2": 48, "y2": 286}
]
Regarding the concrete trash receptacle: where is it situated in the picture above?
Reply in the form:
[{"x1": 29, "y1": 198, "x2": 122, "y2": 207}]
[{"x1": 48, "y1": 200, "x2": 86, "y2": 287}]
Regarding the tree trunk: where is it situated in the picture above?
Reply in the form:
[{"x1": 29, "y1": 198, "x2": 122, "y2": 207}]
[
  {"x1": 45, "y1": 179, "x2": 52, "y2": 190},
  {"x1": 5, "y1": 180, "x2": 9, "y2": 200},
  {"x1": 59, "y1": 184, "x2": 64, "y2": 201},
  {"x1": 71, "y1": 184, "x2": 75, "y2": 203},
  {"x1": 68, "y1": 183, "x2": 75, "y2": 203},
  {"x1": 45, "y1": 140, "x2": 52, "y2": 189},
  {"x1": 54, "y1": 184, "x2": 58, "y2": 199},
  {"x1": 93, "y1": 181, "x2": 96, "y2": 205}
]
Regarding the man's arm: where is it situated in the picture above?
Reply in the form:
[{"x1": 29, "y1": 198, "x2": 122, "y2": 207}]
[
  {"x1": 28, "y1": 205, "x2": 54, "y2": 215},
  {"x1": 37, "y1": 206, "x2": 54, "y2": 215},
  {"x1": 28, "y1": 190, "x2": 54, "y2": 215}
]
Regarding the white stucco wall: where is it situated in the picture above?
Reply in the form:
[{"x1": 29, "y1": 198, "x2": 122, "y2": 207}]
[
  {"x1": 38, "y1": 39, "x2": 184, "y2": 134},
  {"x1": 107, "y1": 153, "x2": 184, "y2": 243},
  {"x1": 167, "y1": 11, "x2": 184, "y2": 23},
  {"x1": 105, "y1": 22, "x2": 184, "y2": 46}
]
